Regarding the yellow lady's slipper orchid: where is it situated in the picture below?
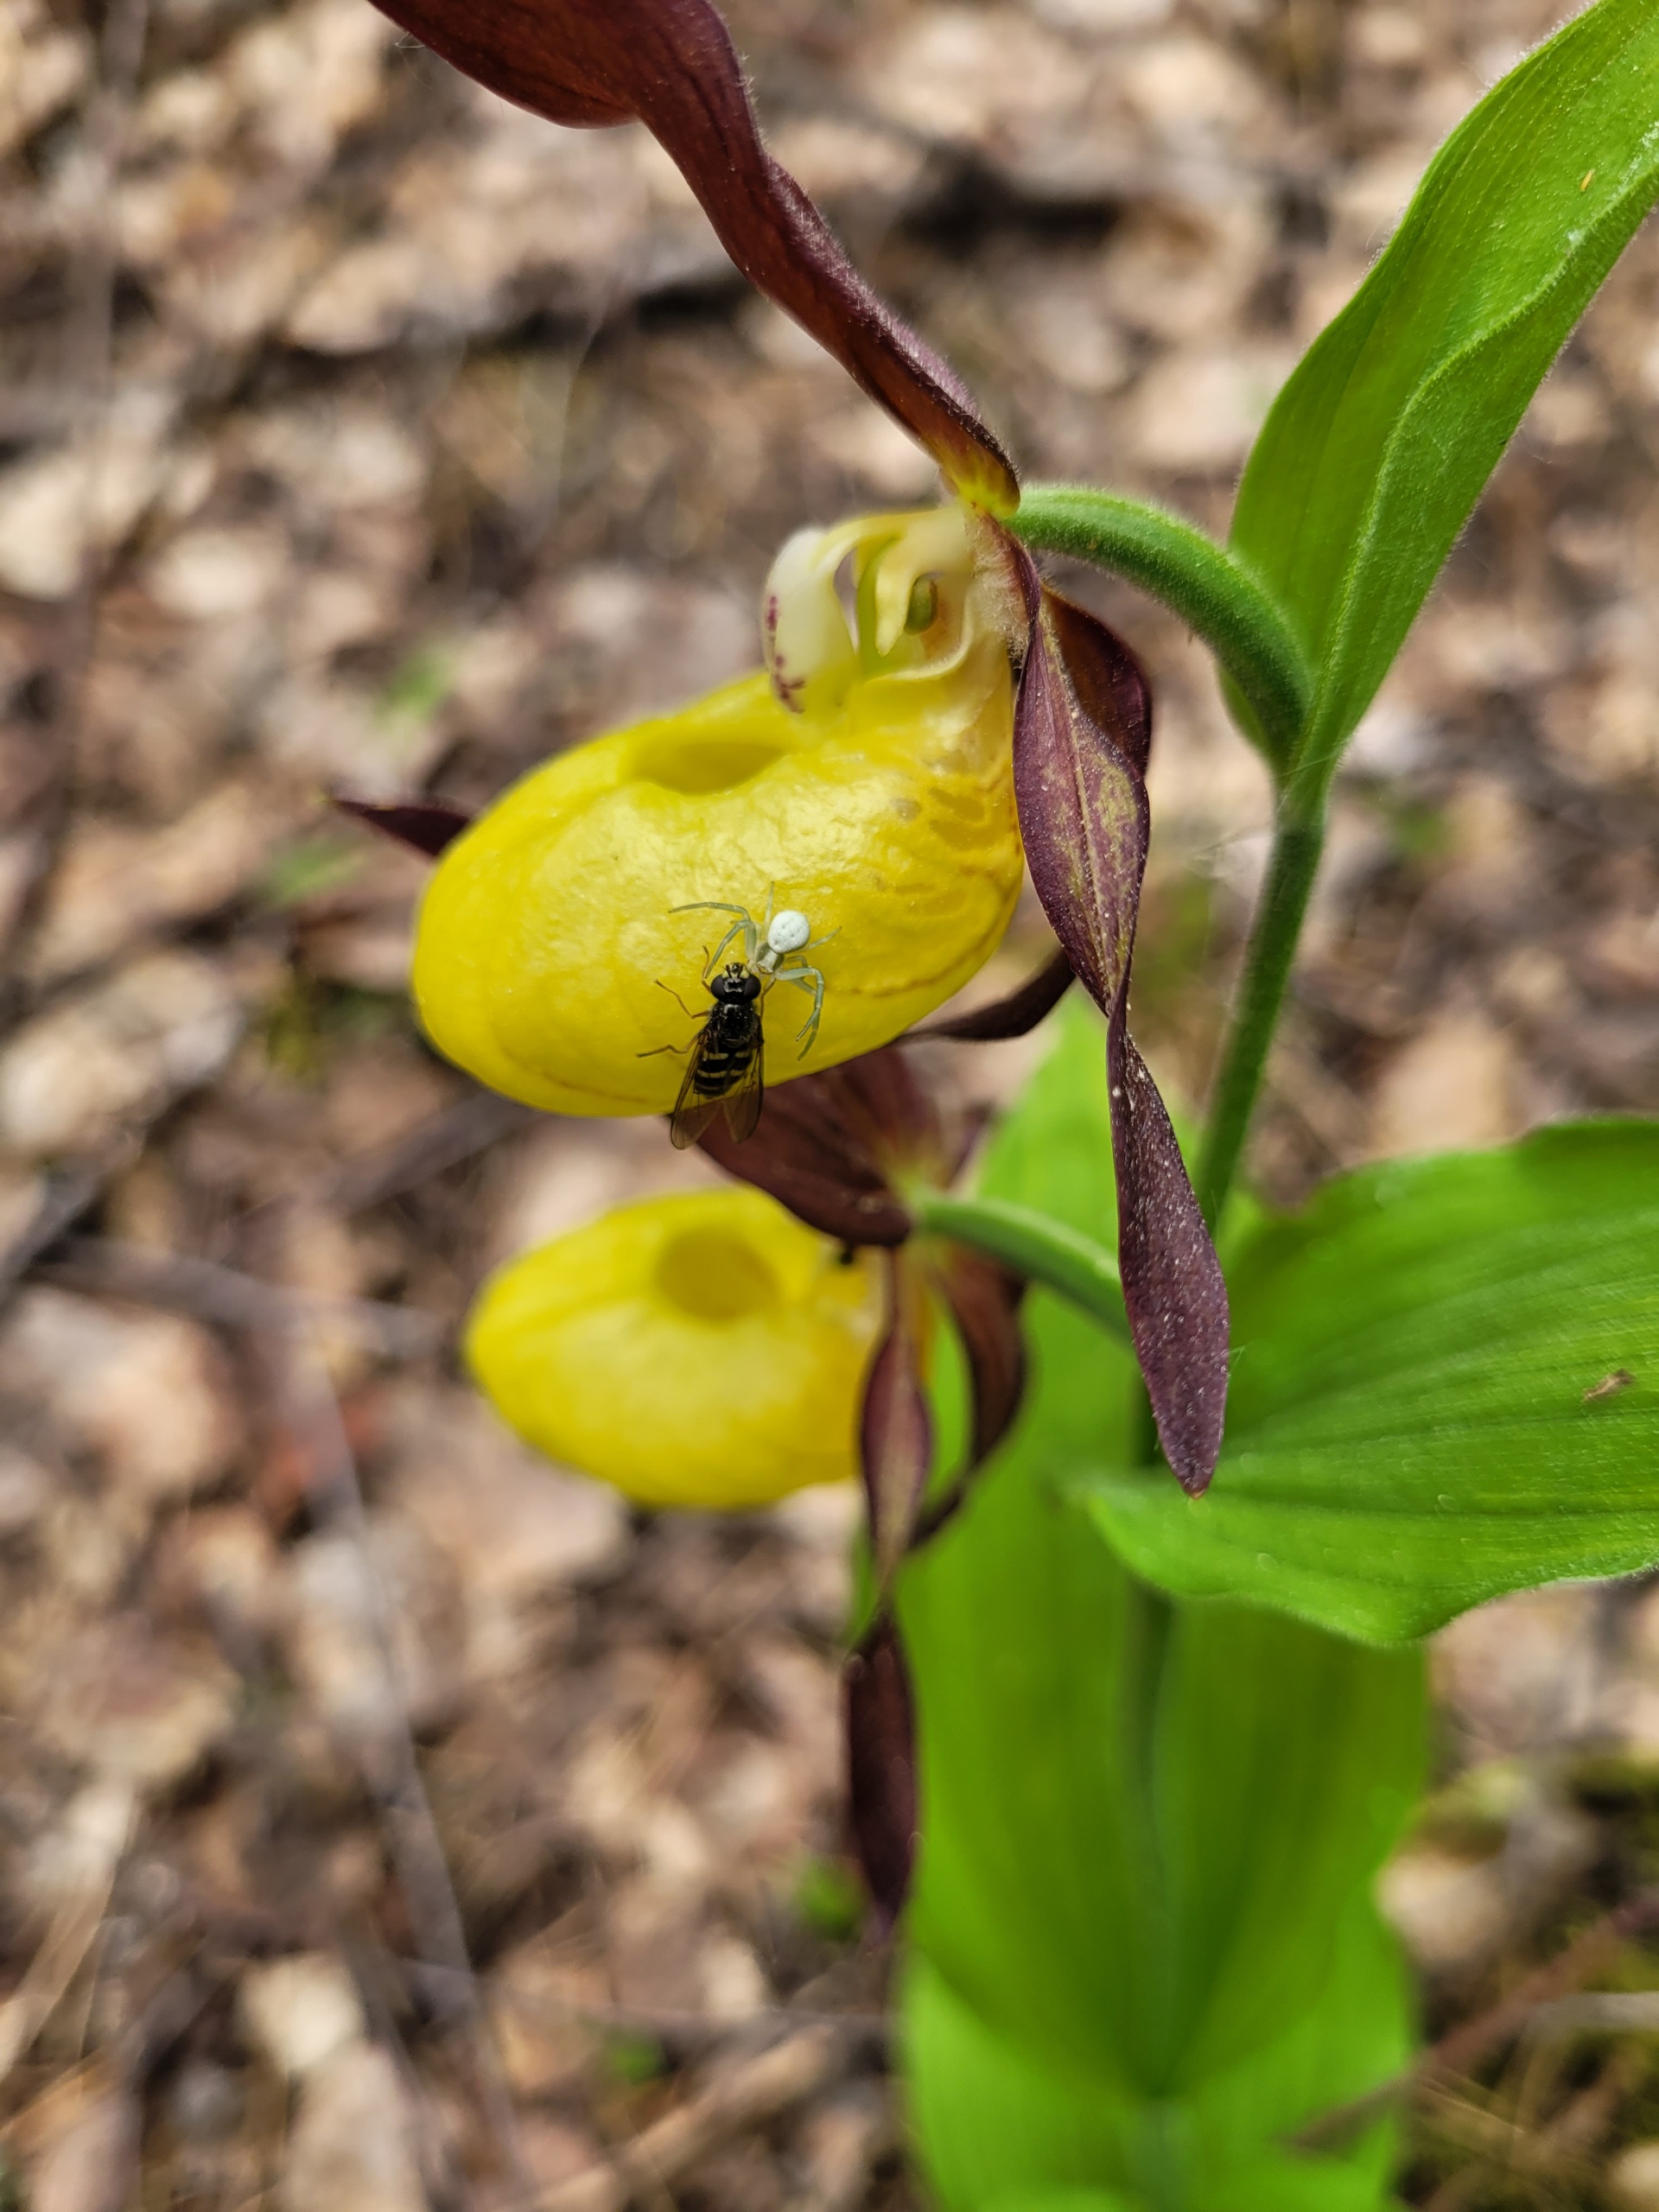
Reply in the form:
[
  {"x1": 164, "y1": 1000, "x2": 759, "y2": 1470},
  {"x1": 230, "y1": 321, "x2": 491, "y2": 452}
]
[
  {"x1": 464, "y1": 1185, "x2": 884, "y2": 1509},
  {"x1": 413, "y1": 505, "x2": 1020, "y2": 1117}
]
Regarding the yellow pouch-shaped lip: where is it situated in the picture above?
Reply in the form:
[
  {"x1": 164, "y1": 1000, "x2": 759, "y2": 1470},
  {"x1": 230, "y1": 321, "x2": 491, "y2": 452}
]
[
  {"x1": 465, "y1": 1186, "x2": 883, "y2": 1510},
  {"x1": 411, "y1": 510, "x2": 1020, "y2": 1118}
]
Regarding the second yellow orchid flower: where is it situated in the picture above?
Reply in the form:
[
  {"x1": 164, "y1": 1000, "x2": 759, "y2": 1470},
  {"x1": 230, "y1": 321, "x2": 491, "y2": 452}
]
[{"x1": 465, "y1": 1186, "x2": 883, "y2": 1509}]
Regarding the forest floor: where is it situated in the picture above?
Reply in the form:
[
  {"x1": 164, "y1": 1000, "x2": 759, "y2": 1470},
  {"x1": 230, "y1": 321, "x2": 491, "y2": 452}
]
[{"x1": 1, "y1": 0, "x2": 1658, "y2": 2202}]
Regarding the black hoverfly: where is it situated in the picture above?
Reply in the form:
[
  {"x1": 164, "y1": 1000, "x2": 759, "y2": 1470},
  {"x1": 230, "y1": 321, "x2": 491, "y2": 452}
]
[{"x1": 652, "y1": 899, "x2": 833, "y2": 1148}]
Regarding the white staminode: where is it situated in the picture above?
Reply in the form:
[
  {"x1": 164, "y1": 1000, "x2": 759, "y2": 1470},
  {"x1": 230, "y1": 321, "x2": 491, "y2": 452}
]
[
  {"x1": 766, "y1": 910, "x2": 811, "y2": 957},
  {"x1": 760, "y1": 504, "x2": 974, "y2": 716}
]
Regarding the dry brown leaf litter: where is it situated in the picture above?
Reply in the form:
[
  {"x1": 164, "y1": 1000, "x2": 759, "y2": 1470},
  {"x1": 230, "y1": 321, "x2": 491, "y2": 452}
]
[{"x1": 1, "y1": 0, "x2": 1657, "y2": 2202}]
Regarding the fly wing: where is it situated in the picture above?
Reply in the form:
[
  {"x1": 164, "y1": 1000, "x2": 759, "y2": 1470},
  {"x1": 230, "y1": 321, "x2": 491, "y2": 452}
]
[
  {"x1": 721, "y1": 1044, "x2": 765, "y2": 1143},
  {"x1": 669, "y1": 1027, "x2": 723, "y2": 1150}
]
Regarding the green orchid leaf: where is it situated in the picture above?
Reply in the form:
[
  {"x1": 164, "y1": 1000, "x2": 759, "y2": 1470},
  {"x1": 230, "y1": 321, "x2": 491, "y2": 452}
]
[
  {"x1": 1201, "y1": 2152, "x2": 1405, "y2": 2212},
  {"x1": 980, "y1": 2195, "x2": 1140, "y2": 2212},
  {"x1": 908, "y1": 1901, "x2": 1408, "y2": 2212},
  {"x1": 905, "y1": 1963, "x2": 1142, "y2": 2211},
  {"x1": 1231, "y1": 0, "x2": 1659, "y2": 791},
  {"x1": 1085, "y1": 1122, "x2": 1659, "y2": 1645},
  {"x1": 900, "y1": 1007, "x2": 1422, "y2": 2209}
]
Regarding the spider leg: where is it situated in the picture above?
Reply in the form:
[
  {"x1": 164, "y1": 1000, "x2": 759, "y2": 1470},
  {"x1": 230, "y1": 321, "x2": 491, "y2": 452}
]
[
  {"x1": 702, "y1": 918, "x2": 748, "y2": 982},
  {"x1": 780, "y1": 963, "x2": 825, "y2": 1052}
]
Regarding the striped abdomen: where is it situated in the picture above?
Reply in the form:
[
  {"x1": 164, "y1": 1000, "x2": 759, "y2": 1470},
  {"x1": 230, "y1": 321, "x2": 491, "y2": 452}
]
[{"x1": 693, "y1": 999, "x2": 762, "y2": 1096}]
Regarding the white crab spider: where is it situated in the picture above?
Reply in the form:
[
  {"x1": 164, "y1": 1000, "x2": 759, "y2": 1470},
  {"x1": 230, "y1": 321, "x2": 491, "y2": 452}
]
[{"x1": 671, "y1": 889, "x2": 836, "y2": 1053}]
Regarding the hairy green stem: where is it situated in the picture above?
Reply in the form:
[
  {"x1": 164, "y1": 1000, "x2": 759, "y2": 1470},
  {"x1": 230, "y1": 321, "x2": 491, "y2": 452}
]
[
  {"x1": 909, "y1": 1190, "x2": 1130, "y2": 1344},
  {"x1": 1194, "y1": 804, "x2": 1328, "y2": 1230},
  {"x1": 1010, "y1": 484, "x2": 1312, "y2": 768}
]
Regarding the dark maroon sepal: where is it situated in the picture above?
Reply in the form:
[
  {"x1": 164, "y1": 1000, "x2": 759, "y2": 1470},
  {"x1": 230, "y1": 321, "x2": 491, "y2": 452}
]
[
  {"x1": 706, "y1": 1043, "x2": 1032, "y2": 1500},
  {"x1": 1012, "y1": 586, "x2": 1150, "y2": 1018},
  {"x1": 1109, "y1": 1022, "x2": 1229, "y2": 1494},
  {"x1": 697, "y1": 1048, "x2": 941, "y2": 1247},
  {"x1": 333, "y1": 795, "x2": 474, "y2": 859},
  {"x1": 1008, "y1": 552, "x2": 1230, "y2": 1494},
  {"x1": 365, "y1": 0, "x2": 1017, "y2": 514},
  {"x1": 843, "y1": 1615, "x2": 917, "y2": 1936},
  {"x1": 1042, "y1": 589, "x2": 1151, "y2": 778},
  {"x1": 860, "y1": 1252, "x2": 935, "y2": 1584},
  {"x1": 931, "y1": 1244, "x2": 1027, "y2": 1467},
  {"x1": 906, "y1": 944, "x2": 1075, "y2": 1044}
]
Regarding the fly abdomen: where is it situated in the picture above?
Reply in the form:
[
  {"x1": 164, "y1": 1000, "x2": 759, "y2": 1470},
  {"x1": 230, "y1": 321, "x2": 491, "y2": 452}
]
[
  {"x1": 693, "y1": 1004, "x2": 760, "y2": 1095},
  {"x1": 668, "y1": 959, "x2": 766, "y2": 1148}
]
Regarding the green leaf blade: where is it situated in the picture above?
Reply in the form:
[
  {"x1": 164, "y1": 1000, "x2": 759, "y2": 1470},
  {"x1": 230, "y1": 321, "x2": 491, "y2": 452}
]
[
  {"x1": 1085, "y1": 1122, "x2": 1659, "y2": 1644},
  {"x1": 1231, "y1": 0, "x2": 1659, "y2": 787}
]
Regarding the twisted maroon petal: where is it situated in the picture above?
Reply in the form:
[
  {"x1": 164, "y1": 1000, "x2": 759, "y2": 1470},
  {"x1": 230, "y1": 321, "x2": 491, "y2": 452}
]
[
  {"x1": 1108, "y1": 1026, "x2": 1229, "y2": 1493},
  {"x1": 368, "y1": 0, "x2": 1019, "y2": 514},
  {"x1": 931, "y1": 1244, "x2": 1027, "y2": 1469},
  {"x1": 906, "y1": 943, "x2": 1075, "y2": 1043},
  {"x1": 860, "y1": 1251, "x2": 935, "y2": 1585},
  {"x1": 1012, "y1": 583, "x2": 1150, "y2": 1017},
  {"x1": 843, "y1": 1613, "x2": 917, "y2": 1935},
  {"x1": 1042, "y1": 588, "x2": 1152, "y2": 779},
  {"x1": 1009, "y1": 554, "x2": 1229, "y2": 1494},
  {"x1": 696, "y1": 1047, "x2": 941, "y2": 1247}
]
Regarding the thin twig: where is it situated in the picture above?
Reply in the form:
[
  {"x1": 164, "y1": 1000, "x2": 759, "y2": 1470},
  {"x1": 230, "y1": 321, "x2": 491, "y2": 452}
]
[
  {"x1": 0, "y1": 1779, "x2": 135, "y2": 2088},
  {"x1": 1433, "y1": 1891, "x2": 1659, "y2": 2079},
  {"x1": 33, "y1": 1235, "x2": 442, "y2": 1357},
  {"x1": 1518, "y1": 1988, "x2": 1659, "y2": 2038},
  {"x1": 1418, "y1": 2038, "x2": 1645, "y2": 2209},
  {"x1": 0, "y1": 1165, "x2": 115, "y2": 1307},
  {"x1": 345, "y1": 1936, "x2": 478, "y2": 2209},
  {"x1": 317, "y1": 1090, "x2": 539, "y2": 1217},
  {"x1": 0, "y1": 0, "x2": 152, "y2": 1009},
  {"x1": 270, "y1": 1324, "x2": 533, "y2": 2199},
  {"x1": 1292, "y1": 1887, "x2": 1659, "y2": 2152},
  {"x1": 404, "y1": 1959, "x2": 888, "y2": 2057},
  {"x1": 515, "y1": 2026, "x2": 850, "y2": 2212},
  {"x1": 781, "y1": 2084, "x2": 894, "y2": 2212}
]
